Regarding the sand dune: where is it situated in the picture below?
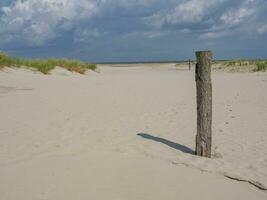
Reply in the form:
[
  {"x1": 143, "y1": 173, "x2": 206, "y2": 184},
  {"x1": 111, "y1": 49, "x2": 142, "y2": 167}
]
[{"x1": 0, "y1": 65, "x2": 267, "y2": 199}]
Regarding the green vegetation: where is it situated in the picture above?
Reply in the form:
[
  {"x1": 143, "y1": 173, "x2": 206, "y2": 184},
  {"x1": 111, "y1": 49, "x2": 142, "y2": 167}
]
[
  {"x1": 255, "y1": 61, "x2": 267, "y2": 72},
  {"x1": 175, "y1": 59, "x2": 267, "y2": 73},
  {"x1": 225, "y1": 59, "x2": 250, "y2": 66},
  {"x1": 216, "y1": 59, "x2": 267, "y2": 72},
  {"x1": 0, "y1": 52, "x2": 97, "y2": 74}
]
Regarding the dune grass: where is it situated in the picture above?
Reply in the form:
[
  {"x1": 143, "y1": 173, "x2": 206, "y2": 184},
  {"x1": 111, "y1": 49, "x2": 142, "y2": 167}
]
[
  {"x1": 0, "y1": 52, "x2": 97, "y2": 74},
  {"x1": 255, "y1": 61, "x2": 267, "y2": 72},
  {"x1": 225, "y1": 59, "x2": 251, "y2": 66},
  {"x1": 214, "y1": 59, "x2": 267, "y2": 72},
  {"x1": 175, "y1": 59, "x2": 267, "y2": 72}
]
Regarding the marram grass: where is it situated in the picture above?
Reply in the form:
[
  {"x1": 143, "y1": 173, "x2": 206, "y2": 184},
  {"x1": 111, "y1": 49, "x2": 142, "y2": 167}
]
[
  {"x1": 255, "y1": 61, "x2": 267, "y2": 72},
  {"x1": 0, "y1": 52, "x2": 97, "y2": 74},
  {"x1": 223, "y1": 59, "x2": 267, "y2": 72},
  {"x1": 175, "y1": 59, "x2": 267, "y2": 73}
]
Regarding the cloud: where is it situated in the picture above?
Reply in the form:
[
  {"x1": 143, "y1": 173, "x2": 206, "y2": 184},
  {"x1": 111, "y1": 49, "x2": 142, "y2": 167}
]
[
  {"x1": 1, "y1": 0, "x2": 264, "y2": 45},
  {"x1": 100, "y1": 0, "x2": 158, "y2": 7},
  {"x1": 220, "y1": 6, "x2": 255, "y2": 27},
  {"x1": 0, "y1": 0, "x2": 98, "y2": 45},
  {"x1": 0, "y1": 0, "x2": 163, "y2": 46},
  {"x1": 144, "y1": 0, "x2": 264, "y2": 40},
  {"x1": 200, "y1": 0, "x2": 261, "y2": 39},
  {"x1": 258, "y1": 24, "x2": 267, "y2": 34},
  {"x1": 74, "y1": 28, "x2": 102, "y2": 43},
  {"x1": 200, "y1": 31, "x2": 230, "y2": 39},
  {"x1": 145, "y1": 0, "x2": 226, "y2": 28}
]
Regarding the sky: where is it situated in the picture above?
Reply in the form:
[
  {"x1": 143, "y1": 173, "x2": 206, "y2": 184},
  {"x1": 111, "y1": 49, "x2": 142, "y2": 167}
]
[{"x1": 0, "y1": 0, "x2": 267, "y2": 62}]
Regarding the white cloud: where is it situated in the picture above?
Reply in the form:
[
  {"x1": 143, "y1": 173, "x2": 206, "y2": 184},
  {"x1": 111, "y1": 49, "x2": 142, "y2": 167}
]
[
  {"x1": 0, "y1": 0, "x2": 265, "y2": 46},
  {"x1": 143, "y1": 31, "x2": 166, "y2": 38},
  {"x1": 220, "y1": 7, "x2": 255, "y2": 27},
  {"x1": 200, "y1": 31, "x2": 230, "y2": 39},
  {"x1": 74, "y1": 28, "x2": 102, "y2": 43},
  {"x1": 100, "y1": 0, "x2": 157, "y2": 7},
  {"x1": 0, "y1": 0, "x2": 162, "y2": 46},
  {"x1": 143, "y1": 0, "x2": 263, "y2": 40},
  {"x1": 200, "y1": 0, "x2": 259, "y2": 39},
  {"x1": 0, "y1": 0, "x2": 98, "y2": 45},
  {"x1": 258, "y1": 24, "x2": 267, "y2": 34},
  {"x1": 145, "y1": 0, "x2": 226, "y2": 27}
]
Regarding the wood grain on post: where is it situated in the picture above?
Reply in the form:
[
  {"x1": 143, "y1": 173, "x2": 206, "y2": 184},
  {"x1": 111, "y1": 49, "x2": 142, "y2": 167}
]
[{"x1": 195, "y1": 51, "x2": 212, "y2": 158}]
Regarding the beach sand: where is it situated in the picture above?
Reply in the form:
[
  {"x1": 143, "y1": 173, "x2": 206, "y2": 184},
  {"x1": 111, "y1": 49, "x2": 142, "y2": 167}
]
[{"x1": 0, "y1": 64, "x2": 267, "y2": 199}]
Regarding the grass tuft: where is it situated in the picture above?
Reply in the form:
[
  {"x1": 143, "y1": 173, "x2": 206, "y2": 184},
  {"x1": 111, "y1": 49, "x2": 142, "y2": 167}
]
[
  {"x1": 0, "y1": 52, "x2": 97, "y2": 74},
  {"x1": 254, "y1": 62, "x2": 267, "y2": 72},
  {"x1": 226, "y1": 59, "x2": 250, "y2": 66},
  {"x1": 215, "y1": 59, "x2": 267, "y2": 72}
]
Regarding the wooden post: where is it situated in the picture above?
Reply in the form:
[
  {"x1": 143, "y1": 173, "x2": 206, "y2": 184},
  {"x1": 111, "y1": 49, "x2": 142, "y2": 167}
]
[
  {"x1": 188, "y1": 59, "x2": 191, "y2": 71},
  {"x1": 195, "y1": 51, "x2": 212, "y2": 158}
]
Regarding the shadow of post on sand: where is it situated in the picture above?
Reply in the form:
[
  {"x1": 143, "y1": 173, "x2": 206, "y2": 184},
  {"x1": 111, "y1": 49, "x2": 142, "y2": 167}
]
[{"x1": 137, "y1": 133, "x2": 195, "y2": 155}]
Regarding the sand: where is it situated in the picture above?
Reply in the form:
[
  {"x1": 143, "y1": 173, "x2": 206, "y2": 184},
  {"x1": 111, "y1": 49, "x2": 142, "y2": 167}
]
[{"x1": 0, "y1": 64, "x2": 267, "y2": 199}]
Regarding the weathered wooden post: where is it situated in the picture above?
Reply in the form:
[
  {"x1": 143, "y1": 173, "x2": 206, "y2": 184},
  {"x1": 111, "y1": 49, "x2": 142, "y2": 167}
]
[
  {"x1": 188, "y1": 59, "x2": 191, "y2": 71},
  {"x1": 195, "y1": 51, "x2": 212, "y2": 158}
]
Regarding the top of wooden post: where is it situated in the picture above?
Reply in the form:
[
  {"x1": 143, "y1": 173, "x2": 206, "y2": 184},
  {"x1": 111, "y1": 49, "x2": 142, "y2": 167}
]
[
  {"x1": 195, "y1": 51, "x2": 213, "y2": 61},
  {"x1": 195, "y1": 51, "x2": 213, "y2": 80}
]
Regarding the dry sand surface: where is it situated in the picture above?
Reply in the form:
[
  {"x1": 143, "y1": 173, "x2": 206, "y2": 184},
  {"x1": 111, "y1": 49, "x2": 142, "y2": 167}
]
[{"x1": 0, "y1": 64, "x2": 267, "y2": 200}]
